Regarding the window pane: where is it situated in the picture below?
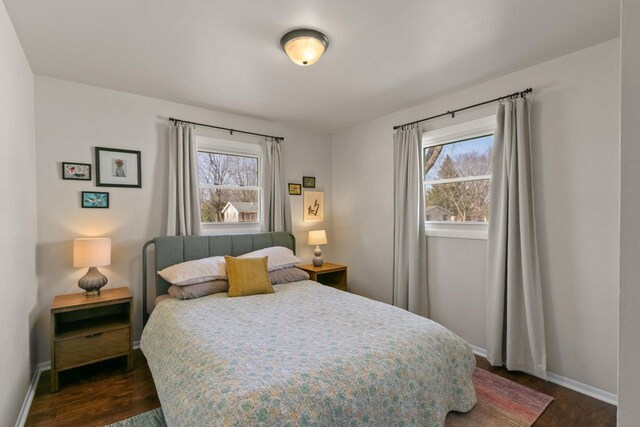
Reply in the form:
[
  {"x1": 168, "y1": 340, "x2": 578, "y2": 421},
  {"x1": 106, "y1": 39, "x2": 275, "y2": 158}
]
[
  {"x1": 198, "y1": 152, "x2": 258, "y2": 186},
  {"x1": 199, "y1": 188, "x2": 259, "y2": 223},
  {"x1": 424, "y1": 135, "x2": 492, "y2": 181},
  {"x1": 425, "y1": 180, "x2": 489, "y2": 222}
]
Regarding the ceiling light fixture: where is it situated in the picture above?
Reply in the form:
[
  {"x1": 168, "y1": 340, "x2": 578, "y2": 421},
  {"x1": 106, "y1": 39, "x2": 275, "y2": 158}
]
[{"x1": 280, "y1": 28, "x2": 329, "y2": 66}]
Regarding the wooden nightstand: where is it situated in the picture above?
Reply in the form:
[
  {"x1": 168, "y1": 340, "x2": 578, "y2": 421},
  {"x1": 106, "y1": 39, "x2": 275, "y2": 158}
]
[
  {"x1": 298, "y1": 263, "x2": 348, "y2": 291},
  {"x1": 50, "y1": 287, "x2": 133, "y2": 392}
]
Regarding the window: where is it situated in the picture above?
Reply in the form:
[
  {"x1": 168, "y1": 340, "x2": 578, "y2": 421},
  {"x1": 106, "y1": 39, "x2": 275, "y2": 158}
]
[
  {"x1": 196, "y1": 137, "x2": 262, "y2": 230},
  {"x1": 424, "y1": 134, "x2": 492, "y2": 222},
  {"x1": 422, "y1": 116, "x2": 495, "y2": 239}
]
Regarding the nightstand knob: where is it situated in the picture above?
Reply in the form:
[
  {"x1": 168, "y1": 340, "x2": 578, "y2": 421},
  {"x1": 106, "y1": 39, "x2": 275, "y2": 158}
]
[{"x1": 86, "y1": 332, "x2": 104, "y2": 338}]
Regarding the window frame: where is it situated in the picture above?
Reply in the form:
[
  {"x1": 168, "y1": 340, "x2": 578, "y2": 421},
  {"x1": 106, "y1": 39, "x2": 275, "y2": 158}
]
[
  {"x1": 196, "y1": 136, "x2": 263, "y2": 234},
  {"x1": 422, "y1": 115, "x2": 496, "y2": 240}
]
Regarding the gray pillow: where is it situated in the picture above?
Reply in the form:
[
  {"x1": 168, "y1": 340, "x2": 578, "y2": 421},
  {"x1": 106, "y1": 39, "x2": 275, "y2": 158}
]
[
  {"x1": 167, "y1": 268, "x2": 310, "y2": 300},
  {"x1": 168, "y1": 280, "x2": 229, "y2": 300},
  {"x1": 269, "y1": 267, "x2": 310, "y2": 284}
]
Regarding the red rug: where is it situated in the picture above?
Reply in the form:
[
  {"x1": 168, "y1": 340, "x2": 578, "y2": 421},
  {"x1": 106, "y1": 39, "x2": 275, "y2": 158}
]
[{"x1": 446, "y1": 367, "x2": 553, "y2": 426}]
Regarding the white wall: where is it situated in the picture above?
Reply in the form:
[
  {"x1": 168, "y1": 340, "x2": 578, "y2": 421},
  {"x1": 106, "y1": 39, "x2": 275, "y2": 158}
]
[
  {"x1": 33, "y1": 76, "x2": 333, "y2": 364},
  {"x1": 618, "y1": 0, "x2": 640, "y2": 424},
  {"x1": 0, "y1": 1, "x2": 37, "y2": 425},
  {"x1": 332, "y1": 39, "x2": 620, "y2": 394}
]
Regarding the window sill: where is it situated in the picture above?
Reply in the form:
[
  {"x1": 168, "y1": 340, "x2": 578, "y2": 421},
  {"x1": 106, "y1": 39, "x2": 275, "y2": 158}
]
[
  {"x1": 425, "y1": 222, "x2": 488, "y2": 240},
  {"x1": 201, "y1": 222, "x2": 262, "y2": 235}
]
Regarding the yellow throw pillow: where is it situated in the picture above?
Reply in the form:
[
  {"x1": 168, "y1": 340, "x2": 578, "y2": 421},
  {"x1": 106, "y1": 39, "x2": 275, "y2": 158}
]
[{"x1": 225, "y1": 256, "x2": 274, "y2": 297}]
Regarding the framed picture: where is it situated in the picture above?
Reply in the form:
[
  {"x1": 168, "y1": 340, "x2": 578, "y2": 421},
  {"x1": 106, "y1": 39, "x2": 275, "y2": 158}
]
[
  {"x1": 81, "y1": 191, "x2": 109, "y2": 208},
  {"x1": 288, "y1": 183, "x2": 302, "y2": 195},
  {"x1": 95, "y1": 147, "x2": 142, "y2": 188},
  {"x1": 303, "y1": 191, "x2": 324, "y2": 221},
  {"x1": 302, "y1": 176, "x2": 316, "y2": 188},
  {"x1": 62, "y1": 162, "x2": 91, "y2": 180}
]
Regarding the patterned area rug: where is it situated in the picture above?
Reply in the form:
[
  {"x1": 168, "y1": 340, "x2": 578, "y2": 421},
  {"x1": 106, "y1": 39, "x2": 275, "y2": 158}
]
[
  {"x1": 106, "y1": 368, "x2": 552, "y2": 427},
  {"x1": 105, "y1": 409, "x2": 166, "y2": 427},
  {"x1": 447, "y1": 368, "x2": 553, "y2": 426}
]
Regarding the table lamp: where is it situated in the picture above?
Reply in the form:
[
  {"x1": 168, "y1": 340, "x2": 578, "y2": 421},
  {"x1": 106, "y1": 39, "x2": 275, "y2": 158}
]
[
  {"x1": 73, "y1": 237, "x2": 111, "y2": 295},
  {"x1": 308, "y1": 230, "x2": 328, "y2": 267}
]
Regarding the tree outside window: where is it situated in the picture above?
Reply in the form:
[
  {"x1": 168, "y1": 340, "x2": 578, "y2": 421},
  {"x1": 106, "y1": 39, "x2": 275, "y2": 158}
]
[{"x1": 423, "y1": 135, "x2": 492, "y2": 222}]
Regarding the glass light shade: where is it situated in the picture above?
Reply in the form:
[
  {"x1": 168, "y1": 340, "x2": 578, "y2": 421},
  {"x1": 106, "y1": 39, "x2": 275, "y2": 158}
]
[
  {"x1": 73, "y1": 238, "x2": 111, "y2": 267},
  {"x1": 308, "y1": 230, "x2": 328, "y2": 246},
  {"x1": 284, "y1": 37, "x2": 325, "y2": 66},
  {"x1": 280, "y1": 29, "x2": 329, "y2": 66}
]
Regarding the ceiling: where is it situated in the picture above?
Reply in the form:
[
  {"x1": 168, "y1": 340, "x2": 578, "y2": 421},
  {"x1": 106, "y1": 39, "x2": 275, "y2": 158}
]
[{"x1": 4, "y1": 0, "x2": 619, "y2": 132}]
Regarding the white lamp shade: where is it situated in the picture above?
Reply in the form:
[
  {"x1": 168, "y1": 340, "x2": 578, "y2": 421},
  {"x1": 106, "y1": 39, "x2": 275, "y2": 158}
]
[
  {"x1": 73, "y1": 238, "x2": 111, "y2": 268},
  {"x1": 308, "y1": 230, "x2": 328, "y2": 246}
]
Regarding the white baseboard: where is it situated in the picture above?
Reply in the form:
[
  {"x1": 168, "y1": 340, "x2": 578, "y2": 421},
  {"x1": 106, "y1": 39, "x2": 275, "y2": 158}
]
[
  {"x1": 15, "y1": 341, "x2": 141, "y2": 427},
  {"x1": 546, "y1": 372, "x2": 618, "y2": 406},
  {"x1": 15, "y1": 361, "x2": 50, "y2": 427},
  {"x1": 468, "y1": 344, "x2": 618, "y2": 406},
  {"x1": 469, "y1": 344, "x2": 487, "y2": 358}
]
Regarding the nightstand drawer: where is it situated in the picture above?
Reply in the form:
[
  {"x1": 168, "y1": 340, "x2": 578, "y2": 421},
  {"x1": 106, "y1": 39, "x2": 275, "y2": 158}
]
[
  {"x1": 54, "y1": 327, "x2": 130, "y2": 370},
  {"x1": 298, "y1": 263, "x2": 348, "y2": 292}
]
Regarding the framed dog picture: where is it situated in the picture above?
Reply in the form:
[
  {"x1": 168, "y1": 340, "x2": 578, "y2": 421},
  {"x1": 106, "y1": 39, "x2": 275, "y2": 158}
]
[
  {"x1": 303, "y1": 191, "x2": 324, "y2": 221},
  {"x1": 81, "y1": 191, "x2": 109, "y2": 208},
  {"x1": 62, "y1": 162, "x2": 91, "y2": 180},
  {"x1": 288, "y1": 183, "x2": 302, "y2": 195},
  {"x1": 95, "y1": 147, "x2": 142, "y2": 188}
]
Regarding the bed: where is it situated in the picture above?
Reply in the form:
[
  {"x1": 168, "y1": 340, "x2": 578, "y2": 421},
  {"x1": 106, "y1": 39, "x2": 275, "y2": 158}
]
[{"x1": 140, "y1": 232, "x2": 476, "y2": 426}]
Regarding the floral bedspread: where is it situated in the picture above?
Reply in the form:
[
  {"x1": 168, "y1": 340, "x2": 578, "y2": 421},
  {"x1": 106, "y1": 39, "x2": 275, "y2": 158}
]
[{"x1": 141, "y1": 281, "x2": 476, "y2": 426}]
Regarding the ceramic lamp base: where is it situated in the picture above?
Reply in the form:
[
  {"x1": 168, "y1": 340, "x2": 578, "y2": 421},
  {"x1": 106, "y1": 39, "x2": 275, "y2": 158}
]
[
  {"x1": 78, "y1": 267, "x2": 108, "y2": 296},
  {"x1": 312, "y1": 245, "x2": 324, "y2": 267}
]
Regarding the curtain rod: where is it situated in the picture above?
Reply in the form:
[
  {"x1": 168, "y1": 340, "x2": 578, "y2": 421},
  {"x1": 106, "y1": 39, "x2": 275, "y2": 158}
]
[
  {"x1": 169, "y1": 117, "x2": 284, "y2": 141},
  {"x1": 392, "y1": 87, "x2": 533, "y2": 130}
]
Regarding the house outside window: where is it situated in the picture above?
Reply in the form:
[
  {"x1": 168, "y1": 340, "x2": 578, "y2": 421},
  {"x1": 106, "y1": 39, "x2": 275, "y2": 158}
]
[
  {"x1": 221, "y1": 202, "x2": 259, "y2": 222},
  {"x1": 422, "y1": 115, "x2": 495, "y2": 239},
  {"x1": 196, "y1": 136, "x2": 262, "y2": 233}
]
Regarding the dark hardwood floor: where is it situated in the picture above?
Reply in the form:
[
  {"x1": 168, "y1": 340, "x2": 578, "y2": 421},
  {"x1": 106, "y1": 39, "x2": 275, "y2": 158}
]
[
  {"x1": 26, "y1": 351, "x2": 160, "y2": 427},
  {"x1": 25, "y1": 351, "x2": 616, "y2": 426}
]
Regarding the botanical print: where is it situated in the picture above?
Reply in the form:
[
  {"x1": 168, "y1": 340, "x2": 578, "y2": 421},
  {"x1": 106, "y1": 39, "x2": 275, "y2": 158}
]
[
  {"x1": 82, "y1": 192, "x2": 109, "y2": 208},
  {"x1": 303, "y1": 191, "x2": 324, "y2": 221},
  {"x1": 95, "y1": 147, "x2": 141, "y2": 188},
  {"x1": 112, "y1": 158, "x2": 127, "y2": 177}
]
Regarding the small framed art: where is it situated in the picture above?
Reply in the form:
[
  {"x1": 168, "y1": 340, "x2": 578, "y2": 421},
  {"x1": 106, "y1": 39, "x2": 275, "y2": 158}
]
[
  {"x1": 62, "y1": 162, "x2": 91, "y2": 180},
  {"x1": 288, "y1": 183, "x2": 302, "y2": 195},
  {"x1": 302, "y1": 176, "x2": 316, "y2": 188},
  {"x1": 95, "y1": 147, "x2": 142, "y2": 188},
  {"x1": 303, "y1": 191, "x2": 324, "y2": 221},
  {"x1": 82, "y1": 191, "x2": 109, "y2": 208}
]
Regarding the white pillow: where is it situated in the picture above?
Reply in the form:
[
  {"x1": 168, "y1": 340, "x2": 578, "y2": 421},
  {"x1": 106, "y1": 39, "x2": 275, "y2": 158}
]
[
  {"x1": 238, "y1": 246, "x2": 301, "y2": 271},
  {"x1": 157, "y1": 256, "x2": 226, "y2": 286}
]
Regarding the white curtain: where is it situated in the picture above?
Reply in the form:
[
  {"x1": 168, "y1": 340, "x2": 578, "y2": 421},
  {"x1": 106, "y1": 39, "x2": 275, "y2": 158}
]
[
  {"x1": 393, "y1": 126, "x2": 429, "y2": 317},
  {"x1": 262, "y1": 138, "x2": 292, "y2": 233},
  {"x1": 486, "y1": 98, "x2": 546, "y2": 379},
  {"x1": 167, "y1": 123, "x2": 202, "y2": 236}
]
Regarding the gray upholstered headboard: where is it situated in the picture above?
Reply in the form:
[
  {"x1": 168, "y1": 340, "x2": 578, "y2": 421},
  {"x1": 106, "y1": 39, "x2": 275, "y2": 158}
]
[{"x1": 142, "y1": 232, "x2": 295, "y2": 323}]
